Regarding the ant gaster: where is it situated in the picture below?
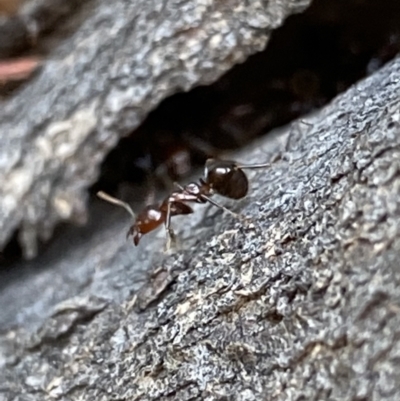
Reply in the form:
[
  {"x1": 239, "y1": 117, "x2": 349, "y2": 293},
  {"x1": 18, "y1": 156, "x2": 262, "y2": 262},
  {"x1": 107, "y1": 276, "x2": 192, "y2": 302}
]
[{"x1": 97, "y1": 159, "x2": 270, "y2": 250}]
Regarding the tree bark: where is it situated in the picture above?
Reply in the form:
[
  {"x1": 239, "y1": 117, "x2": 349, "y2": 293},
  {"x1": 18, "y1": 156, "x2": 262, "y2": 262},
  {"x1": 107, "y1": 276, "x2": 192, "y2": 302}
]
[{"x1": 2, "y1": 53, "x2": 400, "y2": 400}]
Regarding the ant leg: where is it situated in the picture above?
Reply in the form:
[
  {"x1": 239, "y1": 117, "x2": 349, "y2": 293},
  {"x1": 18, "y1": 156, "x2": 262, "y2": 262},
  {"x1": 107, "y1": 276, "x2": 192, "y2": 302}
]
[
  {"x1": 143, "y1": 170, "x2": 157, "y2": 206},
  {"x1": 164, "y1": 200, "x2": 177, "y2": 251},
  {"x1": 200, "y1": 194, "x2": 241, "y2": 219},
  {"x1": 154, "y1": 163, "x2": 175, "y2": 191},
  {"x1": 300, "y1": 119, "x2": 314, "y2": 127},
  {"x1": 236, "y1": 162, "x2": 271, "y2": 170},
  {"x1": 173, "y1": 182, "x2": 186, "y2": 192},
  {"x1": 282, "y1": 119, "x2": 313, "y2": 154}
]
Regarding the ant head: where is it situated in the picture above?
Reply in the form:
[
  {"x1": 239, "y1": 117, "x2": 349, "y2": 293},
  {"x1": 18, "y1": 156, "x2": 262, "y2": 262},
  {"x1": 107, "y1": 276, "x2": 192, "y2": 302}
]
[{"x1": 204, "y1": 159, "x2": 248, "y2": 199}]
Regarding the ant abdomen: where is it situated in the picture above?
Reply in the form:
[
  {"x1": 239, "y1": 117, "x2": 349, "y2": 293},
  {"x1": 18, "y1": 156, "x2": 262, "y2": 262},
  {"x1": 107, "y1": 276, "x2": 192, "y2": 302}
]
[{"x1": 205, "y1": 159, "x2": 249, "y2": 199}]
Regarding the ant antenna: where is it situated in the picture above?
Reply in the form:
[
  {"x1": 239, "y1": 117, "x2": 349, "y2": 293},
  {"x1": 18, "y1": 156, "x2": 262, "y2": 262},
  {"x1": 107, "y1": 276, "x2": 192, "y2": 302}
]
[
  {"x1": 236, "y1": 162, "x2": 271, "y2": 170},
  {"x1": 97, "y1": 191, "x2": 136, "y2": 218},
  {"x1": 300, "y1": 119, "x2": 314, "y2": 127}
]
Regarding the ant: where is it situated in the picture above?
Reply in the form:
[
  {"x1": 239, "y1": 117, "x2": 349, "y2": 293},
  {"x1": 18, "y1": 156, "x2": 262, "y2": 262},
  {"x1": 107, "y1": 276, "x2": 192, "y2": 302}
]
[{"x1": 97, "y1": 158, "x2": 270, "y2": 250}]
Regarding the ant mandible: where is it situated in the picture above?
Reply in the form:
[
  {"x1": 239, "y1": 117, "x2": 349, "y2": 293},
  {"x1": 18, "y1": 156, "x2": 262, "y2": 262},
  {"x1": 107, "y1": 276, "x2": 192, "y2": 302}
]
[{"x1": 97, "y1": 158, "x2": 270, "y2": 250}]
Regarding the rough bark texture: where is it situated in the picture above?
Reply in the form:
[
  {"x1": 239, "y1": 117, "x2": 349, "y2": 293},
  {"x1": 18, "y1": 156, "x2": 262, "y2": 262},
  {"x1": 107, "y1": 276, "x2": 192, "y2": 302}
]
[
  {"x1": 2, "y1": 54, "x2": 400, "y2": 400},
  {"x1": 0, "y1": 0, "x2": 310, "y2": 259}
]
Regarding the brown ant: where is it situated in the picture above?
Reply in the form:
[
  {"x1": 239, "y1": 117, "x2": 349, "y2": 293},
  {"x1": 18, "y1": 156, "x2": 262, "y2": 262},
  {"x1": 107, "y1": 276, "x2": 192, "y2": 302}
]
[{"x1": 97, "y1": 158, "x2": 270, "y2": 250}]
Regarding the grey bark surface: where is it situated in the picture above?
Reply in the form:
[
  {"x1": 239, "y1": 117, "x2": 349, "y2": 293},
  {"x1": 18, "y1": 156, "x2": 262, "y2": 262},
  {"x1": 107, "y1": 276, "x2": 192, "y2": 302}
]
[
  {"x1": 0, "y1": 0, "x2": 310, "y2": 259},
  {"x1": 2, "y1": 54, "x2": 400, "y2": 400}
]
